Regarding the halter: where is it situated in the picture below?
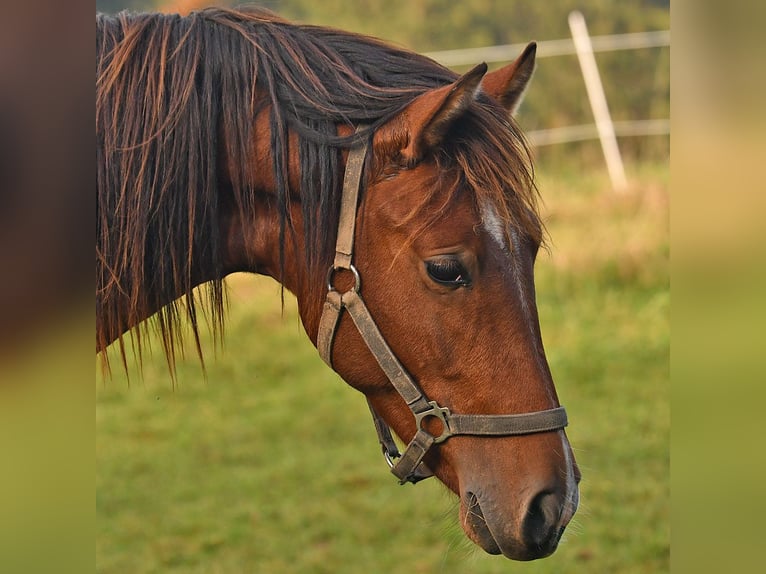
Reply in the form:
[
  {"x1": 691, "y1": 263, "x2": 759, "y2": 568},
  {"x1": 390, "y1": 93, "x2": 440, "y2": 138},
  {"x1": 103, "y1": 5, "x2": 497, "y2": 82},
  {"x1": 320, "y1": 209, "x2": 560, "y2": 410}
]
[{"x1": 316, "y1": 134, "x2": 568, "y2": 484}]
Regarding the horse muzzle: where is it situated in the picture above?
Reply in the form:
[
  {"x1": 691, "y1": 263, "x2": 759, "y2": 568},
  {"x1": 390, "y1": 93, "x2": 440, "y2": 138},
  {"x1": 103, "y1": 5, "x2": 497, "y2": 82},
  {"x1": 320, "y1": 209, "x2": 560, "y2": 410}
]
[
  {"x1": 457, "y1": 432, "x2": 581, "y2": 561},
  {"x1": 460, "y1": 481, "x2": 579, "y2": 560}
]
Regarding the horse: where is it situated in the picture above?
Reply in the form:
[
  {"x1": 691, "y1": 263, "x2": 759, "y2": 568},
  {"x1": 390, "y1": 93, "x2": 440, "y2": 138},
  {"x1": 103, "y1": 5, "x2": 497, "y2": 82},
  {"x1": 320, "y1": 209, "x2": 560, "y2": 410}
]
[{"x1": 96, "y1": 7, "x2": 580, "y2": 561}]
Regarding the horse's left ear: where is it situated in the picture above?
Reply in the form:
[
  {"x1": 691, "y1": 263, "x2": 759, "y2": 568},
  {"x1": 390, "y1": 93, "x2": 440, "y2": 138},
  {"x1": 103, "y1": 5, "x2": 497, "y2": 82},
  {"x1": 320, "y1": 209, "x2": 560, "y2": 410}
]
[
  {"x1": 382, "y1": 62, "x2": 487, "y2": 164},
  {"x1": 481, "y1": 42, "x2": 537, "y2": 115}
]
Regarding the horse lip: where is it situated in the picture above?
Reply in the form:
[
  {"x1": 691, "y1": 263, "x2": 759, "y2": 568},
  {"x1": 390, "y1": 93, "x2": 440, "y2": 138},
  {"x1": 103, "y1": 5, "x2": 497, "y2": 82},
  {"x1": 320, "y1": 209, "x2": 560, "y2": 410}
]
[{"x1": 463, "y1": 492, "x2": 502, "y2": 555}]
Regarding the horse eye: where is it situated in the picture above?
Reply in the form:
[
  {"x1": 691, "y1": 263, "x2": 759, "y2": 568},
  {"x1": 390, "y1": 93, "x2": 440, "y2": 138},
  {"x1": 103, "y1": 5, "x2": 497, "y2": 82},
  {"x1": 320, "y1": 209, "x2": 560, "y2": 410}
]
[{"x1": 425, "y1": 258, "x2": 471, "y2": 287}]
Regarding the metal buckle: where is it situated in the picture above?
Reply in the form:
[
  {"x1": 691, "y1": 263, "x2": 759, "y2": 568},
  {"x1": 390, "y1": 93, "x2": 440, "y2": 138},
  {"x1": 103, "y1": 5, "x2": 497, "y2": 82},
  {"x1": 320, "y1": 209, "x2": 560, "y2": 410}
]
[
  {"x1": 414, "y1": 401, "x2": 452, "y2": 444},
  {"x1": 326, "y1": 264, "x2": 361, "y2": 293}
]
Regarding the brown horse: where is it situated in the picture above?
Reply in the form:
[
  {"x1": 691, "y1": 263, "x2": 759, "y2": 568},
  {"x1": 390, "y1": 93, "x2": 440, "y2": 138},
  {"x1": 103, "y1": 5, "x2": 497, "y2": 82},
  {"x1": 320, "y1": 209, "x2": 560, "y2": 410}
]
[{"x1": 97, "y1": 7, "x2": 579, "y2": 561}]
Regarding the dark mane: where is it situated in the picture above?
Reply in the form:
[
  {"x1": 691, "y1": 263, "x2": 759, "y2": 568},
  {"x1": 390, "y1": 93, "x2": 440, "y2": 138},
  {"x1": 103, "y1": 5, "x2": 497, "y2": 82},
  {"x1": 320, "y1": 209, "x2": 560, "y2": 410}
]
[{"x1": 96, "y1": 6, "x2": 539, "y2": 368}]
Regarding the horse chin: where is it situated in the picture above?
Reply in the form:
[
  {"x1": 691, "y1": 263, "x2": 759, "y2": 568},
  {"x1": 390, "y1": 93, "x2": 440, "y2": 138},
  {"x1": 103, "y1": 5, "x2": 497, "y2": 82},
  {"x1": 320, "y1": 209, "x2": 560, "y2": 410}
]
[{"x1": 460, "y1": 492, "x2": 560, "y2": 561}]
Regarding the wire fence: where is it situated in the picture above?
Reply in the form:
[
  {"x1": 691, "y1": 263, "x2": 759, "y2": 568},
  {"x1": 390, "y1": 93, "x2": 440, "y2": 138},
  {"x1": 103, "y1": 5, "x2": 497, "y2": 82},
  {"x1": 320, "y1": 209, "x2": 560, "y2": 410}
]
[
  {"x1": 527, "y1": 118, "x2": 670, "y2": 146},
  {"x1": 426, "y1": 22, "x2": 670, "y2": 189},
  {"x1": 424, "y1": 30, "x2": 671, "y2": 66}
]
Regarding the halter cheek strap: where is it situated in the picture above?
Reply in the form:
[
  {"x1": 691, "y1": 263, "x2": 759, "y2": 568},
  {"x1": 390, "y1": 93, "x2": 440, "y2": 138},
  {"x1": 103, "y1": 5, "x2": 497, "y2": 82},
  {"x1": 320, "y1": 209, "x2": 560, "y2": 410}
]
[{"x1": 317, "y1": 135, "x2": 568, "y2": 485}]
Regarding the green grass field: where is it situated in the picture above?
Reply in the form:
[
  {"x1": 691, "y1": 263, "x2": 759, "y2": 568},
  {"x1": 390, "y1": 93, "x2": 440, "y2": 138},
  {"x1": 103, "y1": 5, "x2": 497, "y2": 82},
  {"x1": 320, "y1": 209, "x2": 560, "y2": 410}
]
[{"x1": 97, "y1": 163, "x2": 669, "y2": 573}]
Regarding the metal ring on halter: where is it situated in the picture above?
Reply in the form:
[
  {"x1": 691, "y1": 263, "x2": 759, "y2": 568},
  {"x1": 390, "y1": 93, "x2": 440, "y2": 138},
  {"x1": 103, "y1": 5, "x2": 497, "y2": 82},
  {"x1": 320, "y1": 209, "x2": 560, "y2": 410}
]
[
  {"x1": 326, "y1": 264, "x2": 361, "y2": 293},
  {"x1": 383, "y1": 448, "x2": 399, "y2": 469},
  {"x1": 415, "y1": 401, "x2": 453, "y2": 444}
]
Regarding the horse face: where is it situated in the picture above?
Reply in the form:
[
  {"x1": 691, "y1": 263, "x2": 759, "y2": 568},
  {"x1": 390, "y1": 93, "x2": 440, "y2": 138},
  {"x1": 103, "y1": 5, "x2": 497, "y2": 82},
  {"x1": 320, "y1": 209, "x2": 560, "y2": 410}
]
[
  {"x1": 316, "y1": 51, "x2": 579, "y2": 560},
  {"x1": 352, "y1": 165, "x2": 579, "y2": 559}
]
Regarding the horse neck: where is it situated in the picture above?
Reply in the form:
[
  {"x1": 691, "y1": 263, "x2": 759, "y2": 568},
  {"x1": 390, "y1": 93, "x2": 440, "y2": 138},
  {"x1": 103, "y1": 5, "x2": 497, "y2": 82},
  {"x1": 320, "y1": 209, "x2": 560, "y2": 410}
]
[
  {"x1": 219, "y1": 113, "x2": 326, "y2": 342},
  {"x1": 221, "y1": 197, "x2": 327, "y2": 345}
]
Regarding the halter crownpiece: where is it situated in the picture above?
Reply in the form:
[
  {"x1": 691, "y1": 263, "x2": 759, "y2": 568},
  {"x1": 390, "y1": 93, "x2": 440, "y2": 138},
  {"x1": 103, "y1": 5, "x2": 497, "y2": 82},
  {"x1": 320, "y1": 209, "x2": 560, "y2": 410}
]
[{"x1": 316, "y1": 132, "x2": 568, "y2": 484}]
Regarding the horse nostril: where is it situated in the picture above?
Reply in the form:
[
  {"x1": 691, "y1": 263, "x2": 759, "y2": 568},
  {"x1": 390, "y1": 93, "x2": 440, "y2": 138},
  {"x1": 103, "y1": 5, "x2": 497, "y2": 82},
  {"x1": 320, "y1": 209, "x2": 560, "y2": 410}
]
[{"x1": 523, "y1": 490, "x2": 562, "y2": 550}]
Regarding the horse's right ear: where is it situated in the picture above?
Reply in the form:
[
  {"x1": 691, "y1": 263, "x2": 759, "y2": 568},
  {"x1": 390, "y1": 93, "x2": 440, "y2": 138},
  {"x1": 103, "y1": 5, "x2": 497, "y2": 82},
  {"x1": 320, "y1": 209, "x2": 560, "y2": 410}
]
[
  {"x1": 377, "y1": 63, "x2": 487, "y2": 164},
  {"x1": 481, "y1": 42, "x2": 537, "y2": 116}
]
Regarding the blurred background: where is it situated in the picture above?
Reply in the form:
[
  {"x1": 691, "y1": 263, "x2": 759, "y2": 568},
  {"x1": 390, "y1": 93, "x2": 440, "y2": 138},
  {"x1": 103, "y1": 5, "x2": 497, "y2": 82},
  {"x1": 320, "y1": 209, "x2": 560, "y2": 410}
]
[{"x1": 95, "y1": 1, "x2": 669, "y2": 573}]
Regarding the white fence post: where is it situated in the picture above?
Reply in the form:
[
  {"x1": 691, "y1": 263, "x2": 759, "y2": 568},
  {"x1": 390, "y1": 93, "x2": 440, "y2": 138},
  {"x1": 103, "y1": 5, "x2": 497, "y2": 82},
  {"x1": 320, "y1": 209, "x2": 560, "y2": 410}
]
[{"x1": 568, "y1": 10, "x2": 628, "y2": 192}]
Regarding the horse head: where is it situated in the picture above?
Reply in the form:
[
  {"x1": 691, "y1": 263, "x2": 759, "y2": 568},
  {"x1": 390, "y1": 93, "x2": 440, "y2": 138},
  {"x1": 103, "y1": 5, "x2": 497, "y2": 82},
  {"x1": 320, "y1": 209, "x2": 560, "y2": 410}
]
[{"x1": 284, "y1": 44, "x2": 580, "y2": 560}]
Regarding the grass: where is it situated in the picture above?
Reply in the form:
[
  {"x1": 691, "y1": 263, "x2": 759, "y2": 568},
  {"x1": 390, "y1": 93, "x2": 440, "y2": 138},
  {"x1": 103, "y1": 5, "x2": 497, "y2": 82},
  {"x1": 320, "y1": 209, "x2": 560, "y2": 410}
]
[{"x1": 97, "y1": 162, "x2": 669, "y2": 573}]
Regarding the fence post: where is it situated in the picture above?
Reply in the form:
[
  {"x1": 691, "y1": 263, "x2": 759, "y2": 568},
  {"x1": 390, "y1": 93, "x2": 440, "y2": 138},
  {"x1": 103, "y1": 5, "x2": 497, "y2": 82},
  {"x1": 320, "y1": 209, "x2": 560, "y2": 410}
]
[{"x1": 568, "y1": 10, "x2": 628, "y2": 192}]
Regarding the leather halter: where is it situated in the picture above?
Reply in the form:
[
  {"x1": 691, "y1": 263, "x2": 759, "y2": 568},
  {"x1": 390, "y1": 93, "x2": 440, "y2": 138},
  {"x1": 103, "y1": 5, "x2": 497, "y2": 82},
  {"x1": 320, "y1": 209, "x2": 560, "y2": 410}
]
[{"x1": 317, "y1": 134, "x2": 568, "y2": 484}]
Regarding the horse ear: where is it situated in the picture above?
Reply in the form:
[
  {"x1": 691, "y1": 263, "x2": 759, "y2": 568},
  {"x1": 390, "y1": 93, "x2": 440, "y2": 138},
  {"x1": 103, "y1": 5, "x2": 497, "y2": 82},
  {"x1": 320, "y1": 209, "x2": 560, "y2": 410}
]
[
  {"x1": 394, "y1": 62, "x2": 487, "y2": 163},
  {"x1": 481, "y1": 42, "x2": 537, "y2": 115}
]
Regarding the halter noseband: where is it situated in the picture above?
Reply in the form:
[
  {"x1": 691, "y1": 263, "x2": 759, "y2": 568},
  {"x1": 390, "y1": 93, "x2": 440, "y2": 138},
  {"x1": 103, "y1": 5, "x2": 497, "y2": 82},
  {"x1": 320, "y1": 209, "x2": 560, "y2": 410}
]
[{"x1": 316, "y1": 134, "x2": 568, "y2": 484}]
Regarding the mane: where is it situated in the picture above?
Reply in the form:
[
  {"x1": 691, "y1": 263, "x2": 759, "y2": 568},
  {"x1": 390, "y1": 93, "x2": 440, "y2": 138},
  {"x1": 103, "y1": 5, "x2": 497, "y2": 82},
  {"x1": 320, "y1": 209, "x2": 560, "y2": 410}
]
[{"x1": 96, "y1": 6, "x2": 540, "y2": 370}]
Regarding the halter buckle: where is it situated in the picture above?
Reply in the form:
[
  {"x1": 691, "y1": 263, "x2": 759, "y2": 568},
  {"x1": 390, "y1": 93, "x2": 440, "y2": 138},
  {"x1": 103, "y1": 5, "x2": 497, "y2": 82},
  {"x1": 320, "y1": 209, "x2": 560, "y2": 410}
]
[{"x1": 415, "y1": 401, "x2": 452, "y2": 444}]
